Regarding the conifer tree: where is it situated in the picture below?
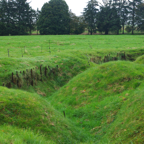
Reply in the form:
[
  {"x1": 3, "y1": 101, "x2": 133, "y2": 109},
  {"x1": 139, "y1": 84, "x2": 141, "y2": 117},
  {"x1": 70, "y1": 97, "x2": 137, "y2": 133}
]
[
  {"x1": 136, "y1": 3, "x2": 144, "y2": 31},
  {"x1": 128, "y1": 0, "x2": 142, "y2": 34},
  {"x1": 0, "y1": 0, "x2": 36, "y2": 35},
  {"x1": 112, "y1": 0, "x2": 129, "y2": 34},
  {"x1": 0, "y1": 0, "x2": 8, "y2": 35},
  {"x1": 83, "y1": 0, "x2": 99, "y2": 35},
  {"x1": 120, "y1": 0, "x2": 129, "y2": 34},
  {"x1": 14, "y1": 0, "x2": 35, "y2": 34},
  {"x1": 97, "y1": 3, "x2": 121, "y2": 34}
]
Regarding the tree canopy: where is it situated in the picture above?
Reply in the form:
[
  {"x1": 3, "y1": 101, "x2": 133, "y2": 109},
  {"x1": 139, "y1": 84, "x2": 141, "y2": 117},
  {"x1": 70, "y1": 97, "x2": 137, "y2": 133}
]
[
  {"x1": 83, "y1": 0, "x2": 99, "y2": 35},
  {"x1": 0, "y1": 0, "x2": 35, "y2": 35},
  {"x1": 37, "y1": 0, "x2": 70, "y2": 35},
  {"x1": 128, "y1": 0, "x2": 142, "y2": 34},
  {"x1": 97, "y1": 3, "x2": 121, "y2": 34},
  {"x1": 0, "y1": 0, "x2": 144, "y2": 35},
  {"x1": 69, "y1": 10, "x2": 86, "y2": 34},
  {"x1": 136, "y1": 3, "x2": 144, "y2": 31}
]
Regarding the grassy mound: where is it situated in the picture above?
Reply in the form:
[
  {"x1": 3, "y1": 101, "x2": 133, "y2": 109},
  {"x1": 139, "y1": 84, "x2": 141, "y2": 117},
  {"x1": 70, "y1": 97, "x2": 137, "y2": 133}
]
[
  {"x1": 50, "y1": 61, "x2": 144, "y2": 143},
  {"x1": 100, "y1": 85, "x2": 144, "y2": 144},
  {"x1": 135, "y1": 55, "x2": 144, "y2": 64},
  {"x1": 0, "y1": 125, "x2": 53, "y2": 144},
  {"x1": 0, "y1": 86, "x2": 88, "y2": 144}
]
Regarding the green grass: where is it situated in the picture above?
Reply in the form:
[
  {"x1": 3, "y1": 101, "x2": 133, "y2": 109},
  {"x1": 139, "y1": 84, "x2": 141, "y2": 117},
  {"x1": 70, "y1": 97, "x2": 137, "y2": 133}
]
[
  {"x1": 0, "y1": 35, "x2": 144, "y2": 58},
  {"x1": 49, "y1": 61, "x2": 144, "y2": 143},
  {"x1": 0, "y1": 87, "x2": 88, "y2": 144},
  {"x1": 0, "y1": 35, "x2": 144, "y2": 143},
  {"x1": 0, "y1": 124, "x2": 53, "y2": 144},
  {"x1": 135, "y1": 55, "x2": 144, "y2": 64}
]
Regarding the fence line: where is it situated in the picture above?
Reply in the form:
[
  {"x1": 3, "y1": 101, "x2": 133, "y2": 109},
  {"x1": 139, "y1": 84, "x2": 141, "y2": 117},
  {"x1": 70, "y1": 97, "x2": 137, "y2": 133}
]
[{"x1": 3, "y1": 64, "x2": 59, "y2": 89}]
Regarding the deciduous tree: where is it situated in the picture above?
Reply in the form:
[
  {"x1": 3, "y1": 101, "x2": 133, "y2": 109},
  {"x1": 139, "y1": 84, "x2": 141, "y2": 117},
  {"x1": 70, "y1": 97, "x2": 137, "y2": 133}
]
[
  {"x1": 37, "y1": 0, "x2": 70, "y2": 35},
  {"x1": 69, "y1": 10, "x2": 86, "y2": 34}
]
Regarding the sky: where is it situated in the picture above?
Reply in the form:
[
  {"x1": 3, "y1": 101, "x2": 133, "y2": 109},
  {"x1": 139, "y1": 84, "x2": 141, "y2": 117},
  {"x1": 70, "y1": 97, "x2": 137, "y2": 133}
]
[{"x1": 29, "y1": 0, "x2": 90, "y2": 16}]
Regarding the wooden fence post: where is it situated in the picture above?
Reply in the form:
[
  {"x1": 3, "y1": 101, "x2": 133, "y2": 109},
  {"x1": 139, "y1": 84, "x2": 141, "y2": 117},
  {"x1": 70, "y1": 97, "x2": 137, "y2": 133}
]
[
  {"x1": 124, "y1": 52, "x2": 126, "y2": 60},
  {"x1": 12, "y1": 72, "x2": 14, "y2": 83},
  {"x1": 16, "y1": 71, "x2": 19, "y2": 87},
  {"x1": 45, "y1": 67, "x2": 47, "y2": 76},
  {"x1": 40, "y1": 65, "x2": 42, "y2": 81},
  {"x1": 31, "y1": 80, "x2": 33, "y2": 86},
  {"x1": 16, "y1": 71, "x2": 19, "y2": 78},
  {"x1": 31, "y1": 69, "x2": 33, "y2": 78},
  {"x1": 40, "y1": 65, "x2": 42, "y2": 75},
  {"x1": 104, "y1": 56, "x2": 106, "y2": 62},
  {"x1": 56, "y1": 65, "x2": 58, "y2": 71}
]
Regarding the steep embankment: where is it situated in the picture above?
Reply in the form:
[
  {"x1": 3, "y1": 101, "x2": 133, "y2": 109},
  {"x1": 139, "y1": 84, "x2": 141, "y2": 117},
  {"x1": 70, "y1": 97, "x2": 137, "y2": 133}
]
[
  {"x1": 0, "y1": 86, "x2": 88, "y2": 144},
  {"x1": 50, "y1": 61, "x2": 144, "y2": 143},
  {"x1": 135, "y1": 55, "x2": 144, "y2": 64},
  {"x1": 2, "y1": 48, "x2": 144, "y2": 99},
  {"x1": 0, "y1": 52, "x2": 95, "y2": 97}
]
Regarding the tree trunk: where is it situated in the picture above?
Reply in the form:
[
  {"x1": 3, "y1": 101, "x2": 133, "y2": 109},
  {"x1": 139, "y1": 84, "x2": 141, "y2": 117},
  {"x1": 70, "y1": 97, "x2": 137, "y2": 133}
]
[
  {"x1": 105, "y1": 30, "x2": 108, "y2": 35},
  {"x1": 123, "y1": 24, "x2": 124, "y2": 34},
  {"x1": 29, "y1": 27, "x2": 32, "y2": 35},
  {"x1": 132, "y1": 2, "x2": 135, "y2": 35},
  {"x1": 90, "y1": 29, "x2": 92, "y2": 35}
]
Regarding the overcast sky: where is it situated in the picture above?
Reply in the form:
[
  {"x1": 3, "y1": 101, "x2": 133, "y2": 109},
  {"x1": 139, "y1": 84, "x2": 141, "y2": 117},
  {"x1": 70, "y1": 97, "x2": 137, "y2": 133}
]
[{"x1": 29, "y1": 0, "x2": 90, "y2": 16}]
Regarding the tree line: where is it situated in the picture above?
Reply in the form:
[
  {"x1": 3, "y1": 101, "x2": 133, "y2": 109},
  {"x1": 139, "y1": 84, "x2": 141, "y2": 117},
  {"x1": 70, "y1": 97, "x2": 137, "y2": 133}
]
[
  {"x1": 0, "y1": 0, "x2": 37, "y2": 35},
  {"x1": 84, "y1": 0, "x2": 144, "y2": 35},
  {"x1": 0, "y1": 0, "x2": 144, "y2": 35}
]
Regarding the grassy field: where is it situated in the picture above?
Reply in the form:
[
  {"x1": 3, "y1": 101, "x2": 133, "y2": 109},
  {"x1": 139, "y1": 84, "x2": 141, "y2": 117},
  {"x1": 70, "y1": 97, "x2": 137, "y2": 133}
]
[{"x1": 0, "y1": 35, "x2": 144, "y2": 143}]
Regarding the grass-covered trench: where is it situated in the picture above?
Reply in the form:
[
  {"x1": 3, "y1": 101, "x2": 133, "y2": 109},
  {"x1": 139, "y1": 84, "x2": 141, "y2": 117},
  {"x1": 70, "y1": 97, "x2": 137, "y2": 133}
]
[{"x1": 0, "y1": 35, "x2": 144, "y2": 143}]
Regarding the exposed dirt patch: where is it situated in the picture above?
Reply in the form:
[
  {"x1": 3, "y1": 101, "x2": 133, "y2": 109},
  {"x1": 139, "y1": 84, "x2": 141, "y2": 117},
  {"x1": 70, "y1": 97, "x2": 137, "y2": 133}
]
[{"x1": 37, "y1": 88, "x2": 46, "y2": 96}]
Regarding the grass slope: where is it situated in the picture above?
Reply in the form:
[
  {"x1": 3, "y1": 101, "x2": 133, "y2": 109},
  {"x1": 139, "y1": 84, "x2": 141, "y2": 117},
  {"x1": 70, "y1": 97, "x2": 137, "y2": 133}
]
[
  {"x1": 0, "y1": 125, "x2": 53, "y2": 144},
  {"x1": 50, "y1": 61, "x2": 144, "y2": 143},
  {"x1": 0, "y1": 87, "x2": 88, "y2": 144},
  {"x1": 1, "y1": 35, "x2": 144, "y2": 143},
  {"x1": 101, "y1": 85, "x2": 144, "y2": 144},
  {"x1": 0, "y1": 54, "x2": 94, "y2": 98}
]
